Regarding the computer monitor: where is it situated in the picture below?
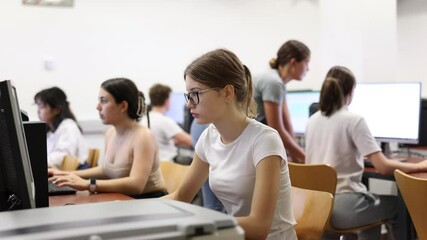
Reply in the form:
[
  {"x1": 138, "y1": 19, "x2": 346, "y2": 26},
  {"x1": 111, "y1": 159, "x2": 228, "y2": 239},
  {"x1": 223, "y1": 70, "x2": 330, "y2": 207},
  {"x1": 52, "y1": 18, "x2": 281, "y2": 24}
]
[
  {"x1": 348, "y1": 82, "x2": 421, "y2": 146},
  {"x1": 286, "y1": 90, "x2": 320, "y2": 135},
  {"x1": 165, "y1": 92, "x2": 187, "y2": 127},
  {"x1": 23, "y1": 122, "x2": 48, "y2": 208},
  {"x1": 0, "y1": 80, "x2": 36, "y2": 211}
]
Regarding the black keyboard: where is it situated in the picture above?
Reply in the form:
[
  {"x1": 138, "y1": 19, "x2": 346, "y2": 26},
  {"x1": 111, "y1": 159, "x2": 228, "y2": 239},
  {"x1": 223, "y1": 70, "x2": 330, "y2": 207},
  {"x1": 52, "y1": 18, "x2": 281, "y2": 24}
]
[
  {"x1": 364, "y1": 160, "x2": 374, "y2": 168},
  {"x1": 48, "y1": 181, "x2": 77, "y2": 196}
]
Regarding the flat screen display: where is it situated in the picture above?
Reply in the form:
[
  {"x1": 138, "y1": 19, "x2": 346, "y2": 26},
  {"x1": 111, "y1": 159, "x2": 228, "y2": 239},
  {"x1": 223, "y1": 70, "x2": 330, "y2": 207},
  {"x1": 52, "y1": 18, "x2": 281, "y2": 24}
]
[
  {"x1": 348, "y1": 82, "x2": 421, "y2": 144},
  {"x1": 287, "y1": 91, "x2": 320, "y2": 135},
  {"x1": 165, "y1": 92, "x2": 187, "y2": 125}
]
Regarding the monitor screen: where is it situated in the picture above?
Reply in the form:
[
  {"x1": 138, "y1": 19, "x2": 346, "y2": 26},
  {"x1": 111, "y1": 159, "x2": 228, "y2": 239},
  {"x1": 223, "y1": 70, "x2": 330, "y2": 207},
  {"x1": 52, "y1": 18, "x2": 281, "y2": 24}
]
[
  {"x1": 287, "y1": 90, "x2": 320, "y2": 135},
  {"x1": 0, "y1": 80, "x2": 35, "y2": 211},
  {"x1": 165, "y1": 92, "x2": 187, "y2": 126},
  {"x1": 348, "y1": 82, "x2": 421, "y2": 144}
]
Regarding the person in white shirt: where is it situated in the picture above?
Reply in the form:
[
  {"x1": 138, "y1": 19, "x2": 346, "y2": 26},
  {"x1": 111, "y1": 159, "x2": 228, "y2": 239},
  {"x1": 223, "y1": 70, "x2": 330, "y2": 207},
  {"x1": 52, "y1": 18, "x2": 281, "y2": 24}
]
[
  {"x1": 164, "y1": 49, "x2": 296, "y2": 240},
  {"x1": 34, "y1": 87, "x2": 88, "y2": 169},
  {"x1": 147, "y1": 83, "x2": 192, "y2": 162},
  {"x1": 305, "y1": 66, "x2": 427, "y2": 239}
]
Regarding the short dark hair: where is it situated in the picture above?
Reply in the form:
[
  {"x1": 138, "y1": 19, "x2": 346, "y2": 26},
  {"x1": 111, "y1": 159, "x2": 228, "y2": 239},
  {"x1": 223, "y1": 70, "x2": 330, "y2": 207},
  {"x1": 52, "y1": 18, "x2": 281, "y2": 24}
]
[{"x1": 149, "y1": 84, "x2": 172, "y2": 107}]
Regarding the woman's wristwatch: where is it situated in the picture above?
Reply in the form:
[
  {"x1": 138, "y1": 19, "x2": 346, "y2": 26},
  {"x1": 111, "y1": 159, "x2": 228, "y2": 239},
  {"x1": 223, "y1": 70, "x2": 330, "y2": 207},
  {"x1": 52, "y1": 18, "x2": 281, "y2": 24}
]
[{"x1": 89, "y1": 178, "x2": 97, "y2": 193}]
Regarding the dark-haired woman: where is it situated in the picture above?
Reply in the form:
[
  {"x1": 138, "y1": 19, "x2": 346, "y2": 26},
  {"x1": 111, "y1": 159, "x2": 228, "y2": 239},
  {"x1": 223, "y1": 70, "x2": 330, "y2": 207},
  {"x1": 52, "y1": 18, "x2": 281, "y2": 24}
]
[
  {"x1": 35, "y1": 87, "x2": 88, "y2": 169},
  {"x1": 253, "y1": 40, "x2": 310, "y2": 163},
  {"x1": 49, "y1": 78, "x2": 167, "y2": 198}
]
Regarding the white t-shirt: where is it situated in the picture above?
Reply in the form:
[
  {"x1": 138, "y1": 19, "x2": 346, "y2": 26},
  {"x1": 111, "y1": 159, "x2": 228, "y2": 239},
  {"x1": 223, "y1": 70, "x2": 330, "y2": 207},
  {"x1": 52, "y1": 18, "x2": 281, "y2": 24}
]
[
  {"x1": 305, "y1": 107, "x2": 381, "y2": 193},
  {"x1": 196, "y1": 119, "x2": 297, "y2": 240},
  {"x1": 146, "y1": 111, "x2": 184, "y2": 162},
  {"x1": 47, "y1": 118, "x2": 88, "y2": 168}
]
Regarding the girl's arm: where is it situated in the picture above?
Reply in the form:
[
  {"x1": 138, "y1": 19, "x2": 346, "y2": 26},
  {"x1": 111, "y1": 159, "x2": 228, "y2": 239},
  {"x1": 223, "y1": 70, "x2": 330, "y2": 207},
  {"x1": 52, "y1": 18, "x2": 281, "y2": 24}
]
[
  {"x1": 236, "y1": 155, "x2": 282, "y2": 240},
  {"x1": 282, "y1": 98, "x2": 295, "y2": 137},
  {"x1": 264, "y1": 101, "x2": 305, "y2": 162},
  {"x1": 368, "y1": 151, "x2": 427, "y2": 175}
]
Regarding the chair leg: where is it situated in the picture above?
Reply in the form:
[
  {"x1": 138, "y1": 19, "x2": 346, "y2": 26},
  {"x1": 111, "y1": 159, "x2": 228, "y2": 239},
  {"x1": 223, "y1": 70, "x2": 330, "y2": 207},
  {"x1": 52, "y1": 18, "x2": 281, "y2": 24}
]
[{"x1": 385, "y1": 223, "x2": 395, "y2": 240}]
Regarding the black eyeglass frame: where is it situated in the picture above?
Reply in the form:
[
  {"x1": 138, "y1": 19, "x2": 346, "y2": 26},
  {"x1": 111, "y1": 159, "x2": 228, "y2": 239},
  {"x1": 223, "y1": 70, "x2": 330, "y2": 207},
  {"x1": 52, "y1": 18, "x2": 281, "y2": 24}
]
[{"x1": 184, "y1": 88, "x2": 218, "y2": 105}]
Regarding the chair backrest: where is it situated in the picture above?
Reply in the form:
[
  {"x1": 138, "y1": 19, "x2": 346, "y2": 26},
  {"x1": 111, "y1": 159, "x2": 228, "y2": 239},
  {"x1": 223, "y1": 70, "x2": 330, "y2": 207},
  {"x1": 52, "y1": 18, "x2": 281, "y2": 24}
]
[
  {"x1": 292, "y1": 186, "x2": 334, "y2": 240},
  {"x1": 87, "y1": 148, "x2": 100, "y2": 167},
  {"x1": 288, "y1": 162, "x2": 337, "y2": 195},
  {"x1": 61, "y1": 155, "x2": 80, "y2": 171},
  {"x1": 394, "y1": 169, "x2": 427, "y2": 240},
  {"x1": 160, "y1": 161, "x2": 189, "y2": 193}
]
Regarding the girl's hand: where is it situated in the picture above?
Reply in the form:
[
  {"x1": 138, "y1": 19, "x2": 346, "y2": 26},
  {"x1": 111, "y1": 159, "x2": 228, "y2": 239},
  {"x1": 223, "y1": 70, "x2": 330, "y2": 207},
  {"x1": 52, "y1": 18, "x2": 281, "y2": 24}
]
[{"x1": 49, "y1": 173, "x2": 90, "y2": 191}]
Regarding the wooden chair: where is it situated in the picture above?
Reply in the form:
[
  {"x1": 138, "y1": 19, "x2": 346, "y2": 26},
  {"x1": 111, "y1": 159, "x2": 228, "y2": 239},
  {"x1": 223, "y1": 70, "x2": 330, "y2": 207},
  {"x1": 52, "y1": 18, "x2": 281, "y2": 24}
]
[
  {"x1": 394, "y1": 169, "x2": 427, "y2": 240},
  {"x1": 292, "y1": 186, "x2": 334, "y2": 240},
  {"x1": 87, "y1": 148, "x2": 100, "y2": 167},
  {"x1": 288, "y1": 162, "x2": 393, "y2": 239},
  {"x1": 288, "y1": 162, "x2": 337, "y2": 195},
  {"x1": 60, "y1": 155, "x2": 80, "y2": 171},
  {"x1": 159, "y1": 161, "x2": 189, "y2": 193}
]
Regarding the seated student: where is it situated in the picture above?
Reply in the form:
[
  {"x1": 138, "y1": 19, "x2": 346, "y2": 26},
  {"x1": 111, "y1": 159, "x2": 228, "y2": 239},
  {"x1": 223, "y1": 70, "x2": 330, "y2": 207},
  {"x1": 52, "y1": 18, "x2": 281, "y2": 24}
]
[
  {"x1": 164, "y1": 49, "x2": 297, "y2": 240},
  {"x1": 49, "y1": 78, "x2": 167, "y2": 198},
  {"x1": 147, "y1": 83, "x2": 192, "y2": 162},
  {"x1": 34, "y1": 87, "x2": 88, "y2": 169},
  {"x1": 305, "y1": 66, "x2": 427, "y2": 239}
]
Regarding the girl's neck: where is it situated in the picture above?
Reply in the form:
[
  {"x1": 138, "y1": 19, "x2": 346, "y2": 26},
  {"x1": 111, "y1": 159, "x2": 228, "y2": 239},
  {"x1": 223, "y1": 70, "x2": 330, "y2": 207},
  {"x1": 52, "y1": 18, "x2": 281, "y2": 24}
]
[
  {"x1": 278, "y1": 65, "x2": 292, "y2": 84},
  {"x1": 114, "y1": 118, "x2": 137, "y2": 136},
  {"x1": 215, "y1": 114, "x2": 250, "y2": 144},
  {"x1": 151, "y1": 106, "x2": 166, "y2": 114}
]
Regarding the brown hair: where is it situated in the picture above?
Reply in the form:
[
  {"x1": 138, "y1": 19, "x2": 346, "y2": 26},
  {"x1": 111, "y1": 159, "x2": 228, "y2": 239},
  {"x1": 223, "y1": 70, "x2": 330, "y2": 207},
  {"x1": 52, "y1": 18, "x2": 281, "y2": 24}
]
[
  {"x1": 320, "y1": 66, "x2": 356, "y2": 117},
  {"x1": 269, "y1": 40, "x2": 310, "y2": 69},
  {"x1": 149, "y1": 83, "x2": 172, "y2": 107},
  {"x1": 184, "y1": 48, "x2": 256, "y2": 118}
]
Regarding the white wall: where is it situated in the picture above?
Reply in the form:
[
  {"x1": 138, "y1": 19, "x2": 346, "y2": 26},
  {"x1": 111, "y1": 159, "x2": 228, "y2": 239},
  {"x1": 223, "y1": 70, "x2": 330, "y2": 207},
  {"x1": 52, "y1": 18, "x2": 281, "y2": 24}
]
[
  {"x1": 1, "y1": 0, "x2": 411, "y2": 121},
  {"x1": 397, "y1": 0, "x2": 427, "y2": 97},
  {"x1": 1, "y1": 0, "x2": 424, "y2": 154}
]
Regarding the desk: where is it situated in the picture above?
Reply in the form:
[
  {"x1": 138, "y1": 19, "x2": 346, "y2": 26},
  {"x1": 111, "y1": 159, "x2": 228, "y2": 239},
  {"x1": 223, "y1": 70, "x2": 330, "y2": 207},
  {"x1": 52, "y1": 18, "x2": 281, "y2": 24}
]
[
  {"x1": 0, "y1": 199, "x2": 243, "y2": 239},
  {"x1": 363, "y1": 156, "x2": 426, "y2": 240},
  {"x1": 49, "y1": 191, "x2": 133, "y2": 207}
]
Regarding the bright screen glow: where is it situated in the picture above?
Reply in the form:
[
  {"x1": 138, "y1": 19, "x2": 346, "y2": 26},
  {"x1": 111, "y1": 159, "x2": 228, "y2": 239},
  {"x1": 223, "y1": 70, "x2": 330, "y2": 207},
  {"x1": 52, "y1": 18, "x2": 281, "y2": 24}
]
[
  {"x1": 348, "y1": 82, "x2": 421, "y2": 144},
  {"x1": 165, "y1": 92, "x2": 187, "y2": 125},
  {"x1": 287, "y1": 91, "x2": 320, "y2": 135}
]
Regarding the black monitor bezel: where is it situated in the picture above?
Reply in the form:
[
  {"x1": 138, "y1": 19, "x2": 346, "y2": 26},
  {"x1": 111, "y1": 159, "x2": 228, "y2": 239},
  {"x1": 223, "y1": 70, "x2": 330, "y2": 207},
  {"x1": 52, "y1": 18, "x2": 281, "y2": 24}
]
[{"x1": 0, "y1": 80, "x2": 35, "y2": 211}]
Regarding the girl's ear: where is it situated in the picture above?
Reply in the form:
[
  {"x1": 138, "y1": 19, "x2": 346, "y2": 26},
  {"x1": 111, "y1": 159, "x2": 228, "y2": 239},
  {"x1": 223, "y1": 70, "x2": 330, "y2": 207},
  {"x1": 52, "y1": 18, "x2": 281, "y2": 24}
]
[
  {"x1": 223, "y1": 84, "x2": 235, "y2": 102},
  {"x1": 120, "y1": 100, "x2": 129, "y2": 113}
]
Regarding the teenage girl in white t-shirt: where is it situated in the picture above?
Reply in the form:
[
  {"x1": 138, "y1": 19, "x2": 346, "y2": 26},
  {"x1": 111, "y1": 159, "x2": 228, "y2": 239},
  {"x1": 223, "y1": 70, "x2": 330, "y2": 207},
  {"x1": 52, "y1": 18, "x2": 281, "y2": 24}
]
[{"x1": 164, "y1": 49, "x2": 297, "y2": 240}]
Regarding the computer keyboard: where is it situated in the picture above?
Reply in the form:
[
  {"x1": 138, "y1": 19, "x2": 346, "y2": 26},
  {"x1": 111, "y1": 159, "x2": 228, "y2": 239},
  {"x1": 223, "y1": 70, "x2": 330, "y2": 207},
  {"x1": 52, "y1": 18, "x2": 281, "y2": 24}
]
[
  {"x1": 364, "y1": 160, "x2": 374, "y2": 168},
  {"x1": 48, "y1": 181, "x2": 77, "y2": 196},
  {"x1": 388, "y1": 153, "x2": 408, "y2": 162}
]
